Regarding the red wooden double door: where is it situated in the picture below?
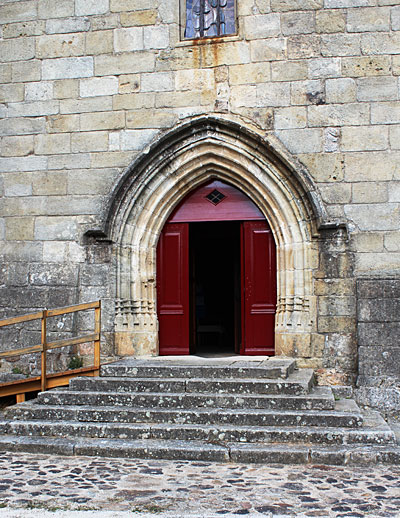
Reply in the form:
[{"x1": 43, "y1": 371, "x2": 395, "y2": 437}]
[{"x1": 156, "y1": 181, "x2": 277, "y2": 356}]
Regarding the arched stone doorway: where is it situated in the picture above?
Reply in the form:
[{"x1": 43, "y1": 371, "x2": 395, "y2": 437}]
[
  {"x1": 100, "y1": 116, "x2": 325, "y2": 359},
  {"x1": 157, "y1": 179, "x2": 277, "y2": 356}
]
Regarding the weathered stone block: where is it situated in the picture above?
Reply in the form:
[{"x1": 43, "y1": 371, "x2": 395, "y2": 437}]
[
  {"x1": 276, "y1": 128, "x2": 322, "y2": 153},
  {"x1": 46, "y1": 17, "x2": 90, "y2": 34},
  {"x1": 85, "y1": 30, "x2": 113, "y2": 55},
  {"x1": 341, "y1": 126, "x2": 388, "y2": 151},
  {"x1": 318, "y1": 316, "x2": 356, "y2": 333},
  {"x1": 46, "y1": 114, "x2": 79, "y2": 133},
  {"x1": 67, "y1": 168, "x2": 117, "y2": 194},
  {"x1": 0, "y1": 117, "x2": 45, "y2": 137},
  {"x1": 0, "y1": 1, "x2": 37, "y2": 23},
  {"x1": 80, "y1": 111, "x2": 125, "y2": 131},
  {"x1": 95, "y1": 53, "x2": 155, "y2": 76},
  {"x1": 38, "y1": 0, "x2": 74, "y2": 18},
  {"x1": 347, "y1": 7, "x2": 390, "y2": 32},
  {"x1": 250, "y1": 39, "x2": 287, "y2": 62},
  {"x1": 291, "y1": 79, "x2": 325, "y2": 105},
  {"x1": 114, "y1": 27, "x2": 144, "y2": 53},
  {"x1": 48, "y1": 154, "x2": 91, "y2": 170},
  {"x1": 126, "y1": 110, "x2": 177, "y2": 129},
  {"x1": 120, "y1": 129, "x2": 158, "y2": 151},
  {"x1": 0, "y1": 64, "x2": 12, "y2": 84},
  {"x1": 120, "y1": 10, "x2": 158, "y2": 27},
  {"x1": 315, "y1": 278, "x2": 355, "y2": 296},
  {"x1": 71, "y1": 132, "x2": 109, "y2": 153},
  {"x1": 175, "y1": 69, "x2": 215, "y2": 90},
  {"x1": 371, "y1": 102, "x2": 400, "y2": 124},
  {"x1": 80, "y1": 77, "x2": 118, "y2": 98},
  {"x1": 319, "y1": 183, "x2": 352, "y2": 204},
  {"x1": 308, "y1": 103, "x2": 369, "y2": 127},
  {"x1": 0, "y1": 156, "x2": 48, "y2": 173},
  {"x1": 37, "y1": 33, "x2": 85, "y2": 59},
  {"x1": 5, "y1": 218, "x2": 34, "y2": 241},
  {"x1": 308, "y1": 57, "x2": 341, "y2": 78},
  {"x1": 271, "y1": 0, "x2": 322, "y2": 10},
  {"x1": 110, "y1": 0, "x2": 149, "y2": 11},
  {"x1": 361, "y1": 32, "x2": 400, "y2": 54},
  {"x1": 35, "y1": 216, "x2": 77, "y2": 241},
  {"x1": 345, "y1": 203, "x2": 399, "y2": 231},
  {"x1": 1, "y1": 242, "x2": 43, "y2": 263},
  {"x1": 118, "y1": 74, "x2": 140, "y2": 94},
  {"x1": 271, "y1": 60, "x2": 308, "y2": 81},
  {"x1": 389, "y1": 125, "x2": 400, "y2": 149},
  {"x1": 0, "y1": 38, "x2": 35, "y2": 63},
  {"x1": 325, "y1": 0, "x2": 374, "y2": 7},
  {"x1": 274, "y1": 107, "x2": 307, "y2": 129},
  {"x1": 143, "y1": 26, "x2": 170, "y2": 50},
  {"x1": 60, "y1": 97, "x2": 112, "y2": 114},
  {"x1": 325, "y1": 78, "x2": 356, "y2": 103},
  {"x1": 352, "y1": 183, "x2": 387, "y2": 203},
  {"x1": 319, "y1": 296, "x2": 356, "y2": 316},
  {"x1": 287, "y1": 35, "x2": 320, "y2": 59},
  {"x1": 155, "y1": 91, "x2": 202, "y2": 108},
  {"x1": 321, "y1": 33, "x2": 361, "y2": 56},
  {"x1": 29, "y1": 263, "x2": 79, "y2": 286},
  {"x1": 12, "y1": 60, "x2": 41, "y2": 82},
  {"x1": 42, "y1": 57, "x2": 94, "y2": 80},
  {"x1": 24, "y1": 82, "x2": 53, "y2": 102},
  {"x1": 2, "y1": 20, "x2": 46, "y2": 39},
  {"x1": 230, "y1": 86, "x2": 257, "y2": 108},
  {"x1": 76, "y1": 0, "x2": 109, "y2": 16},
  {"x1": 352, "y1": 233, "x2": 385, "y2": 253},
  {"x1": 384, "y1": 231, "x2": 400, "y2": 251},
  {"x1": 80, "y1": 264, "x2": 111, "y2": 286},
  {"x1": 34, "y1": 134, "x2": 71, "y2": 155},
  {"x1": 345, "y1": 151, "x2": 398, "y2": 181},
  {"x1": 316, "y1": 9, "x2": 346, "y2": 33},
  {"x1": 257, "y1": 82, "x2": 290, "y2": 106},
  {"x1": 7, "y1": 100, "x2": 59, "y2": 118},
  {"x1": 244, "y1": 13, "x2": 281, "y2": 38},
  {"x1": 281, "y1": 12, "x2": 315, "y2": 35},
  {"x1": 1, "y1": 136, "x2": 34, "y2": 158},
  {"x1": 0, "y1": 82, "x2": 21, "y2": 103},
  {"x1": 341, "y1": 56, "x2": 392, "y2": 77},
  {"x1": 357, "y1": 77, "x2": 398, "y2": 101},
  {"x1": 32, "y1": 172, "x2": 67, "y2": 196},
  {"x1": 141, "y1": 72, "x2": 174, "y2": 92}
]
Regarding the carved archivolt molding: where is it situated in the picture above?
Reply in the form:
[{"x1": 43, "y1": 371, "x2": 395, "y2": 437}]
[{"x1": 105, "y1": 116, "x2": 323, "y2": 355}]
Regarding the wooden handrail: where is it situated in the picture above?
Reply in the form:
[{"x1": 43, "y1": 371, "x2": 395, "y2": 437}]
[{"x1": 0, "y1": 301, "x2": 101, "y2": 401}]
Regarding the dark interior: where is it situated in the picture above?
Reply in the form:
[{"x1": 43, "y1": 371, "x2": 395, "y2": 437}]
[{"x1": 190, "y1": 221, "x2": 240, "y2": 354}]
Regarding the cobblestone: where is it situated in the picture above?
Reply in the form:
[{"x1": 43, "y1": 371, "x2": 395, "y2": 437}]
[{"x1": 0, "y1": 451, "x2": 399, "y2": 517}]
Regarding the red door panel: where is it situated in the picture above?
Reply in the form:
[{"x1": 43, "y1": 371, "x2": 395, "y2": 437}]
[
  {"x1": 241, "y1": 221, "x2": 276, "y2": 355},
  {"x1": 157, "y1": 223, "x2": 190, "y2": 355}
]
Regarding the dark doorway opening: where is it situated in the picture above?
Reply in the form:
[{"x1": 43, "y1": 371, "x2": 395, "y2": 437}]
[{"x1": 190, "y1": 221, "x2": 241, "y2": 354}]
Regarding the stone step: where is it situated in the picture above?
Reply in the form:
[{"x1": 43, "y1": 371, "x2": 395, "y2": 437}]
[
  {"x1": 6, "y1": 399, "x2": 361, "y2": 428},
  {"x1": 0, "y1": 434, "x2": 398, "y2": 466},
  {"x1": 0, "y1": 411, "x2": 393, "y2": 446},
  {"x1": 100, "y1": 357, "x2": 296, "y2": 380},
  {"x1": 69, "y1": 369, "x2": 314, "y2": 396},
  {"x1": 35, "y1": 385, "x2": 335, "y2": 410}
]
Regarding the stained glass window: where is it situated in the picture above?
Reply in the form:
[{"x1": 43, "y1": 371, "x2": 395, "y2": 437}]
[{"x1": 184, "y1": 0, "x2": 236, "y2": 40}]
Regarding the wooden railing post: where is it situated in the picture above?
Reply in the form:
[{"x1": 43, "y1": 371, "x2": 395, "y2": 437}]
[
  {"x1": 94, "y1": 301, "x2": 101, "y2": 375},
  {"x1": 41, "y1": 309, "x2": 48, "y2": 392}
]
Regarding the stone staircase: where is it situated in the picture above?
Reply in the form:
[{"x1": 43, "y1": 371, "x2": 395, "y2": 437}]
[{"x1": 0, "y1": 356, "x2": 399, "y2": 465}]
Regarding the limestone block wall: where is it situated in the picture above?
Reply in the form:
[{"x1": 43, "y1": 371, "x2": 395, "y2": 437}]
[
  {"x1": 356, "y1": 279, "x2": 400, "y2": 414},
  {"x1": 0, "y1": 0, "x2": 399, "y2": 407}
]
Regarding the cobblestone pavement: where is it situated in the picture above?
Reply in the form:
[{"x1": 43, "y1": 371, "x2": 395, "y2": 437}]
[{"x1": 0, "y1": 452, "x2": 399, "y2": 517}]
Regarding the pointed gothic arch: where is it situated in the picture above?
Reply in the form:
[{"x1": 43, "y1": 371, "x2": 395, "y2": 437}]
[{"x1": 98, "y1": 116, "x2": 326, "y2": 357}]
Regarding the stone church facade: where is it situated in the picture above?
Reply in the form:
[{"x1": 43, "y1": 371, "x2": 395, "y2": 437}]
[{"x1": 0, "y1": 0, "x2": 399, "y2": 412}]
